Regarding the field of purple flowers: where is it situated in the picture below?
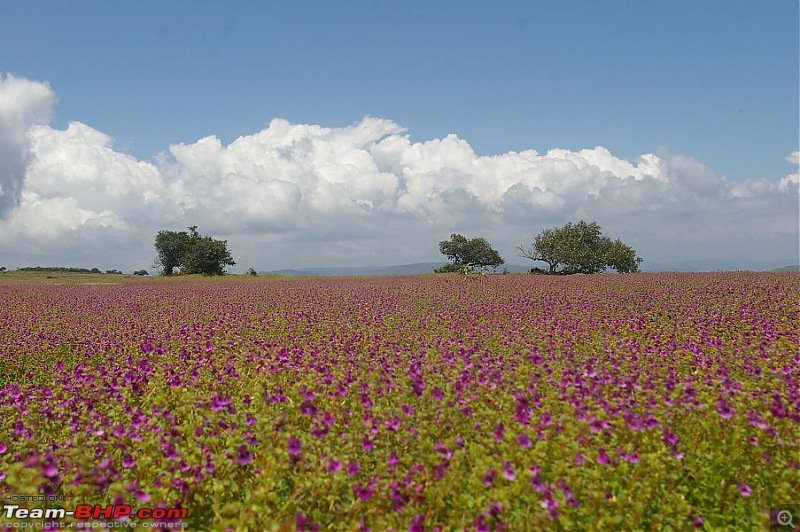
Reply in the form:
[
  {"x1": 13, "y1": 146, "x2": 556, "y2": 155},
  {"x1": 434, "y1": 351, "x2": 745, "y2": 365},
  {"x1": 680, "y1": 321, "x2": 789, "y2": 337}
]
[{"x1": 1, "y1": 272, "x2": 798, "y2": 530}]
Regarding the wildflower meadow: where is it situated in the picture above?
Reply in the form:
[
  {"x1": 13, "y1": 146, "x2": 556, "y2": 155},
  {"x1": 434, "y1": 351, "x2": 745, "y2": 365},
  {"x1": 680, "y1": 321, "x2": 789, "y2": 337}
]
[{"x1": 0, "y1": 272, "x2": 797, "y2": 530}]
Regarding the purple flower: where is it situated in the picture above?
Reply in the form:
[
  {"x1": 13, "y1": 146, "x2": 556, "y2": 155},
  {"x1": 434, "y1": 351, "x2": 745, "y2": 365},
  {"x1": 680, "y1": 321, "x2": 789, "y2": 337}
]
[
  {"x1": 482, "y1": 469, "x2": 497, "y2": 487},
  {"x1": 434, "y1": 442, "x2": 452, "y2": 460},
  {"x1": 295, "y1": 512, "x2": 320, "y2": 532},
  {"x1": 515, "y1": 395, "x2": 531, "y2": 426},
  {"x1": 42, "y1": 463, "x2": 59, "y2": 479},
  {"x1": 409, "y1": 514, "x2": 425, "y2": 532},
  {"x1": 161, "y1": 442, "x2": 179, "y2": 460},
  {"x1": 502, "y1": 460, "x2": 516, "y2": 481},
  {"x1": 326, "y1": 458, "x2": 342, "y2": 473},
  {"x1": 597, "y1": 447, "x2": 610, "y2": 465},
  {"x1": 663, "y1": 430, "x2": 680, "y2": 448},
  {"x1": 359, "y1": 392, "x2": 373, "y2": 409},
  {"x1": 122, "y1": 454, "x2": 136, "y2": 468},
  {"x1": 529, "y1": 466, "x2": 544, "y2": 493},
  {"x1": 347, "y1": 460, "x2": 361, "y2": 476},
  {"x1": 385, "y1": 417, "x2": 401, "y2": 432},
  {"x1": 516, "y1": 432, "x2": 532, "y2": 448},
  {"x1": 311, "y1": 423, "x2": 329, "y2": 439},
  {"x1": 493, "y1": 423, "x2": 505, "y2": 442},
  {"x1": 209, "y1": 394, "x2": 231, "y2": 412},
  {"x1": 387, "y1": 450, "x2": 400, "y2": 470},
  {"x1": 353, "y1": 480, "x2": 376, "y2": 501},
  {"x1": 235, "y1": 445, "x2": 253, "y2": 466},
  {"x1": 737, "y1": 482, "x2": 752, "y2": 497},
  {"x1": 625, "y1": 414, "x2": 643, "y2": 431},
  {"x1": 362, "y1": 436, "x2": 374, "y2": 452},
  {"x1": 715, "y1": 398, "x2": 735, "y2": 419},
  {"x1": 541, "y1": 495, "x2": 559, "y2": 520},
  {"x1": 771, "y1": 393, "x2": 787, "y2": 418},
  {"x1": 300, "y1": 401, "x2": 318, "y2": 417},
  {"x1": 473, "y1": 513, "x2": 489, "y2": 532},
  {"x1": 288, "y1": 436, "x2": 303, "y2": 457},
  {"x1": 555, "y1": 478, "x2": 578, "y2": 506}
]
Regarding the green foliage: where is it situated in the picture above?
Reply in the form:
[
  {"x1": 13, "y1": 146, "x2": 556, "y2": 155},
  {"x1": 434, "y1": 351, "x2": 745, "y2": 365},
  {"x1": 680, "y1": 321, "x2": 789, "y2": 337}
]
[
  {"x1": 246, "y1": 268, "x2": 258, "y2": 277},
  {"x1": 438, "y1": 233, "x2": 504, "y2": 272},
  {"x1": 433, "y1": 263, "x2": 467, "y2": 274},
  {"x1": 154, "y1": 225, "x2": 235, "y2": 276},
  {"x1": 133, "y1": 269, "x2": 149, "y2": 276},
  {"x1": 154, "y1": 229, "x2": 192, "y2": 276},
  {"x1": 16, "y1": 266, "x2": 105, "y2": 274},
  {"x1": 518, "y1": 220, "x2": 642, "y2": 274},
  {"x1": 604, "y1": 238, "x2": 642, "y2": 274}
]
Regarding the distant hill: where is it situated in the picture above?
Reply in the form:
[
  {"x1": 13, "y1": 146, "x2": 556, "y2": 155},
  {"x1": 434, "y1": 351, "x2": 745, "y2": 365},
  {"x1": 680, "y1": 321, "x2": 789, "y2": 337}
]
[
  {"x1": 265, "y1": 263, "x2": 532, "y2": 276},
  {"x1": 264, "y1": 259, "x2": 799, "y2": 276},
  {"x1": 771, "y1": 264, "x2": 800, "y2": 272},
  {"x1": 639, "y1": 259, "x2": 799, "y2": 273}
]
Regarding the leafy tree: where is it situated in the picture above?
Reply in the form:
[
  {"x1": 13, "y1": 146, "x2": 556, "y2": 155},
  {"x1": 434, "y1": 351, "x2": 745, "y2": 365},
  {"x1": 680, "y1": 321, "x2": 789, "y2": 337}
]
[
  {"x1": 518, "y1": 221, "x2": 642, "y2": 274},
  {"x1": 604, "y1": 238, "x2": 642, "y2": 274},
  {"x1": 154, "y1": 226, "x2": 235, "y2": 276},
  {"x1": 436, "y1": 233, "x2": 504, "y2": 273},
  {"x1": 155, "y1": 229, "x2": 192, "y2": 276}
]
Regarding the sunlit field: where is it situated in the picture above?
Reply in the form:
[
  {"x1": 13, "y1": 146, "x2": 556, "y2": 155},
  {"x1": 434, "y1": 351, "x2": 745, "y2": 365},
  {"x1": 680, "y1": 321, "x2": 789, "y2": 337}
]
[{"x1": 1, "y1": 273, "x2": 798, "y2": 531}]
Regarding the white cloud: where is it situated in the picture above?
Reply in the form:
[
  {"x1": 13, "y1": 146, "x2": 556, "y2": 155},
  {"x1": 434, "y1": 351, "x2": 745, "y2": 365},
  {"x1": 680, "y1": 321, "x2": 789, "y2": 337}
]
[
  {"x1": 0, "y1": 74, "x2": 797, "y2": 270},
  {"x1": 0, "y1": 74, "x2": 55, "y2": 218}
]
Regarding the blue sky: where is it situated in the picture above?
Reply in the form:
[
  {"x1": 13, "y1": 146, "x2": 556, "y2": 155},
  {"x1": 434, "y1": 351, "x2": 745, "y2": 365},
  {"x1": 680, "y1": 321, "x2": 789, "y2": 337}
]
[
  {"x1": 3, "y1": 1, "x2": 797, "y2": 179},
  {"x1": 0, "y1": 1, "x2": 797, "y2": 270}
]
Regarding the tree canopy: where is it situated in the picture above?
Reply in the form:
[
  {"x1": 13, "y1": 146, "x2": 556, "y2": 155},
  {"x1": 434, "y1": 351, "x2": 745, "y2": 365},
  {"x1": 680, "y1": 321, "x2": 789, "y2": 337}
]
[
  {"x1": 518, "y1": 221, "x2": 641, "y2": 274},
  {"x1": 436, "y1": 233, "x2": 504, "y2": 273},
  {"x1": 155, "y1": 226, "x2": 235, "y2": 276}
]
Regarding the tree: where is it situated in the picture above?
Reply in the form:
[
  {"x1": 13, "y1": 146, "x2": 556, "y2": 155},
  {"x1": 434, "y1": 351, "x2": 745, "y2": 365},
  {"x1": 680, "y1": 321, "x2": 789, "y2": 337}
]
[
  {"x1": 604, "y1": 238, "x2": 642, "y2": 274},
  {"x1": 154, "y1": 226, "x2": 235, "y2": 276},
  {"x1": 518, "y1": 221, "x2": 642, "y2": 274},
  {"x1": 436, "y1": 233, "x2": 504, "y2": 273},
  {"x1": 155, "y1": 229, "x2": 191, "y2": 276}
]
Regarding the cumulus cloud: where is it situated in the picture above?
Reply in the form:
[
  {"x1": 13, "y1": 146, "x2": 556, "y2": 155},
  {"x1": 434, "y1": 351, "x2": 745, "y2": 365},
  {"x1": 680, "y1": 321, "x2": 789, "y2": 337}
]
[
  {"x1": 0, "y1": 74, "x2": 797, "y2": 270},
  {"x1": 0, "y1": 74, "x2": 55, "y2": 218}
]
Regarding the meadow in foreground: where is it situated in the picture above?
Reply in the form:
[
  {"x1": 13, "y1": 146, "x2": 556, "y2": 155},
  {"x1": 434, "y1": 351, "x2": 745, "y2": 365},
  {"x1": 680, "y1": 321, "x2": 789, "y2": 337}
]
[{"x1": 0, "y1": 272, "x2": 798, "y2": 531}]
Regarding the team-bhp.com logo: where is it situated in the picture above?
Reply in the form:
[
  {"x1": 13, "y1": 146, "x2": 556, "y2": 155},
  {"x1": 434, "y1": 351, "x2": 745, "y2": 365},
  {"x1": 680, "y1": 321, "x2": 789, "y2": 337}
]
[{"x1": 3, "y1": 504, "x2": 187, "y2": 529}]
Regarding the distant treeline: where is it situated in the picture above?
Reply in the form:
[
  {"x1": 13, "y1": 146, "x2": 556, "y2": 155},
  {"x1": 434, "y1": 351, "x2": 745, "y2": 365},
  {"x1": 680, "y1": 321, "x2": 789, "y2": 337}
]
[
  {"x1": 17, "y1": 266, "x2": 104, "y2": 273},
  {"x1": 9, "y1": 267, "x2": 148, "y2": 275}
]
